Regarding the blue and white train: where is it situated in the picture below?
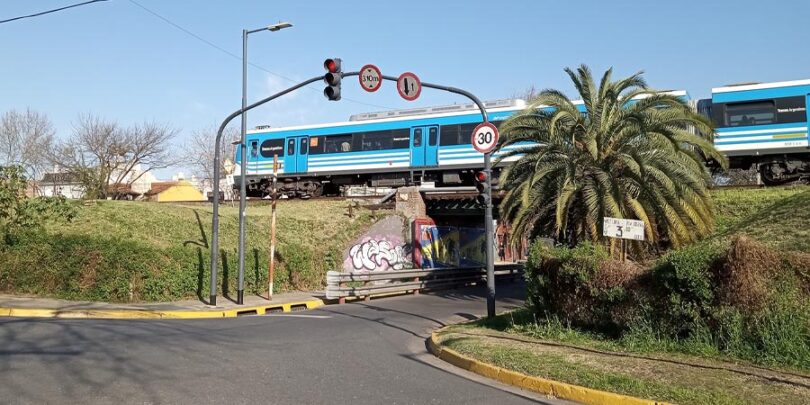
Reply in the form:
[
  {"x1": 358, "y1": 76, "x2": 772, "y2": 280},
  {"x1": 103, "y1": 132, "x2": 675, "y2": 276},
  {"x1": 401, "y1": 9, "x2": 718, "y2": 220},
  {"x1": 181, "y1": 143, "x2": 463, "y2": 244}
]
[
  {"x1": 236, "y1": 99, "x2": 529, "y2": 197},
  {"x1": 698, "y1": 79, "x2": 810, "y2": 184},
  {"x1": 235, "y1": 79, "x2": 810, "y2": 197}
]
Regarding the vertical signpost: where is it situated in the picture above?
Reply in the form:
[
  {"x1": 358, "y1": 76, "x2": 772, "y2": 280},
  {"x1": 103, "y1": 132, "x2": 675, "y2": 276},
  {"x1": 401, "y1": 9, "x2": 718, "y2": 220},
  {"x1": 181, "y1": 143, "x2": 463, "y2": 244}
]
[
  {"x1": 471, "y1": 122, "x2": 499, "y2": 318},
  {"x1": 268, "y1": 155, "x2": 279, "y2": 300}
]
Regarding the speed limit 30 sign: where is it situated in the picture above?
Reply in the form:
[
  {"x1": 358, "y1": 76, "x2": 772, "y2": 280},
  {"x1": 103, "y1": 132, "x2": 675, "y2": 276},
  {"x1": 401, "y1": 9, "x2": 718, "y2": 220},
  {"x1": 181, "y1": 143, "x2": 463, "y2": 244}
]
[{"x1": 471, "y1": 122, "x2": 499, "y2": 153}]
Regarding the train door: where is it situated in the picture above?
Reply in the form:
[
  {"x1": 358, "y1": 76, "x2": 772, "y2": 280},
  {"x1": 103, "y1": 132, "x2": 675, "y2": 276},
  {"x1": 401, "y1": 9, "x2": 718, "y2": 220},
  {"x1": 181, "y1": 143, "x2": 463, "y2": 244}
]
[
  {"x1": 410, "y1": 126, "x2": 439, "y2": 167},
  {"x1": 283, "y1": 136, "x2": 309, "y2": 173},
  {"x1": 424, "y1": 126, "x2": 439, "y2": 166}
]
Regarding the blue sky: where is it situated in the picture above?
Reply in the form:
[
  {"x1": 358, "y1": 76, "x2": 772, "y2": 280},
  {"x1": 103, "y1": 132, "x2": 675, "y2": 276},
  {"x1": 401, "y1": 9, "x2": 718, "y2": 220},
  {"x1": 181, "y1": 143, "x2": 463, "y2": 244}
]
[{"x1": 2, "y1": 0, "x2": 809, "y2": 178}]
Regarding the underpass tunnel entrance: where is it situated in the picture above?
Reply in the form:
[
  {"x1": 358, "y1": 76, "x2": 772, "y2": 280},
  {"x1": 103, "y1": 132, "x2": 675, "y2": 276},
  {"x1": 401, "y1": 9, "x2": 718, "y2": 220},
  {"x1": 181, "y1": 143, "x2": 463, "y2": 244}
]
[{"x1": 417, "y1": 193, "x2": 528, "y2": 267}]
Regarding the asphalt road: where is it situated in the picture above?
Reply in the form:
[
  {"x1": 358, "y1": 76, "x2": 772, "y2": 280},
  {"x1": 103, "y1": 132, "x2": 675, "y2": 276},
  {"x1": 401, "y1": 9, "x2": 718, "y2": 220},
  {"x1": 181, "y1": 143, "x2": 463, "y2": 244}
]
[{"x1": 0, "y1": 283, "x2": 570, "y2": 404}]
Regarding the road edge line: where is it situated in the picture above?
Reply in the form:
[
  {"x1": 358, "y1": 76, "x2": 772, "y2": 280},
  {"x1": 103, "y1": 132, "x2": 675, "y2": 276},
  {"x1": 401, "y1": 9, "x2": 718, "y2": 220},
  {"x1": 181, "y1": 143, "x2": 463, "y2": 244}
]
[
  {"x1": 428, "y1": 329, "x2": 671, "y2": 405},
  {"x1": 0, "y1": 298, "x2": 324, "y2": 320}
]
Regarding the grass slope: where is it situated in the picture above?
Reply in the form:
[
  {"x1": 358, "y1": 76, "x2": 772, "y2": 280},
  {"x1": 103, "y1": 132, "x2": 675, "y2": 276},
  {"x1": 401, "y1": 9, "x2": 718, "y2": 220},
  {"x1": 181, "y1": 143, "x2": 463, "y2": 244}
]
[
  {"x1": 711, "y1": 186, "x2": 810, "y2": 252},
  {"x1": 0, "y1": 200, "x2": 376, "y2": 302}
]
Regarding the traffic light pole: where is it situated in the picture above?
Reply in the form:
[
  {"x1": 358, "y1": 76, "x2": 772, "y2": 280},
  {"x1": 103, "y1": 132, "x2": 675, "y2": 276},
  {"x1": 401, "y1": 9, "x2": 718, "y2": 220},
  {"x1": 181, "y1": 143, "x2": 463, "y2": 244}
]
[
  {"x1": 483, "y1": 152, "x2": 495, "y2": 317},
  {"x1": 210, "y1": 69, "x2": 494, "y2": 318},
  {"x1": 210, "y1": 73, "x2": 329, "y2": 306}
]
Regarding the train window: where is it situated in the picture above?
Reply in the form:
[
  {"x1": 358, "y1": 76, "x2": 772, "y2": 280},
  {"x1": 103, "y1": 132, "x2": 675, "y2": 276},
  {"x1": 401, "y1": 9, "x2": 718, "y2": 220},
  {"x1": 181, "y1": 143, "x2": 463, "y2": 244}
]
[
  {"x1": 300, "y1": 137, "x2": 308, "y2": 154},
  {"x1": 391, "y1": 129, "x2": 410, "y2": 149},
  {"x1": 360, "y1": 131, "x2": 393, "y2": 151},
  {"x1": 428, "y1": 127, "x2": 438, "y2": 146},
  {"x1": 413, "y1": 128, "x2": 422, "y2": 147},
  {"x1": 260, "y1": 139, "x2": 285, "y2": 158},
  {"x1": 725, "y1": 101, "x2": 775, "y2": 127},
  {"x1": 775, "y1": 96, "x2": 808, "y2": 124},
  {"x1": 440, "y1": 125, "x2": 460, "y2": 145},
  {"x1": 287, "y1": 139, "x2": 295, "y2": 155},
  {"x1": 323, "y1": 134, "x2": 352, "y2": 153},
  {"x1": 309, "y1": 136, "x2": 325, "y2": 154},
  {"x1": 250, "y1": 141, "x2": 259, "y2": 158},
  {"x1": 460, "y1": 124, "x2": 477, "y2": 143}
]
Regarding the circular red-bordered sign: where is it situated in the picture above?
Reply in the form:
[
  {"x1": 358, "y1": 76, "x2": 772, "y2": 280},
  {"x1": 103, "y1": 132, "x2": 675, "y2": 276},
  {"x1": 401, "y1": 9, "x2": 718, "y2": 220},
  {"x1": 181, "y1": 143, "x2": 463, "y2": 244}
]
[
  {"x1": 396, "y1": 72, "x2": 421, "y2": 101},
  {"x1": 471, "y1": 122, "x2": 500, "y2": 153},
  {"x1": 359, "y1": 64, "x2": 382, "y2": 93}
]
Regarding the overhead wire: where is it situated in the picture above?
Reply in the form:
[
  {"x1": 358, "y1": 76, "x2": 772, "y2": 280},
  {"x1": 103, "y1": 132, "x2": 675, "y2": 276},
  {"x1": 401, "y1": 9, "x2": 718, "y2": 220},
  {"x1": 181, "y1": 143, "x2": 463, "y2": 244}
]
[
  {"x1": 0, "y1": 0, "x2": 108, "y2": 25},
  {"x1": 126, "y1": 0, "x2": 393, "y2": 110}
]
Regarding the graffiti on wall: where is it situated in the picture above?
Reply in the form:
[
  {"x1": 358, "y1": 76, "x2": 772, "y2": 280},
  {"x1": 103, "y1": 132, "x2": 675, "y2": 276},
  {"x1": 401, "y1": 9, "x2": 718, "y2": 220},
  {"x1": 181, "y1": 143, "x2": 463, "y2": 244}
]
[
  {"x1": 413, "y1": 218, "x2": 486, "y2": 269},
  {"x1": 348, "y1": 239, "x2": 413, "y2": 271},
  {"x1": 343, "y1": 215, "x2": 414, "y2": 272}
]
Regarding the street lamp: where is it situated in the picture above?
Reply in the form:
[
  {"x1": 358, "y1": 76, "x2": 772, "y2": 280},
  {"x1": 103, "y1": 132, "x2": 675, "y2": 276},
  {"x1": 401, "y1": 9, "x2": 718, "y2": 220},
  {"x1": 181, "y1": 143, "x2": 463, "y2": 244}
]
[{"x1": 237, "y1": 21, "x2": 293, "y2": 306}]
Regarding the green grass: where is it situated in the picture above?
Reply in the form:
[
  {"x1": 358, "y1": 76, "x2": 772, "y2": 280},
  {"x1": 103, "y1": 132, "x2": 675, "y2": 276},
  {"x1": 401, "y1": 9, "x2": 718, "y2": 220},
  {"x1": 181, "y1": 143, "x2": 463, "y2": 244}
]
[
  {"x1": 711, "y1": 186, "x2": 810, "y2": 252},
  {"x1": 471, "y1": 309, "x2": 810, "y2": 372},
  {"x1": 0, "y1": 199, "x2": 377, "y2": 302},
  {"x1": 440, "y1": 313, "x2": 810, "y2": 405}
]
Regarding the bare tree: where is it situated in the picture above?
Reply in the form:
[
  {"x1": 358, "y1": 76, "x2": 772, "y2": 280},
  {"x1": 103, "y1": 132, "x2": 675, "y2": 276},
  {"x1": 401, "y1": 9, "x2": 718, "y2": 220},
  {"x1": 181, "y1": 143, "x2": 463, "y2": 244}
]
[
  {"x1": 184, "y1": 124, "x2": 238, "y2": 198},
  {"x1": 0, "y1": 108, "x2": 55, "y2": 179},
  {"x1": 49, "y1": 113, "x2": 180, "y2": 199},
  {"x1": 511, "y1": 85, "x2": 541, "y2": 102},
  {"x1": 185, "y1": 125, "x2": 238, "y2": 182}
]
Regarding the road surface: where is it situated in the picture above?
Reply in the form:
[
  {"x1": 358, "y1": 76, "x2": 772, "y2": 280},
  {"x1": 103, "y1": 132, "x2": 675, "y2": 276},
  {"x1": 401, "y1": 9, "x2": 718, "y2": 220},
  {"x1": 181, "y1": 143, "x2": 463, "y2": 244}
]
[{"x1": 0, "y1": 283, "x2": 570, "y2": 404}]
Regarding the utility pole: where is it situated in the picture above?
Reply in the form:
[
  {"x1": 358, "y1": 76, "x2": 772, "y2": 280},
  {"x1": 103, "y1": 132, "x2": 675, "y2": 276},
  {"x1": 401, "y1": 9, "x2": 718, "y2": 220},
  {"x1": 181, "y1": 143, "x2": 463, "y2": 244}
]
[{"x1": 236, "y1": 22, "x2": 293, "y2": 305}]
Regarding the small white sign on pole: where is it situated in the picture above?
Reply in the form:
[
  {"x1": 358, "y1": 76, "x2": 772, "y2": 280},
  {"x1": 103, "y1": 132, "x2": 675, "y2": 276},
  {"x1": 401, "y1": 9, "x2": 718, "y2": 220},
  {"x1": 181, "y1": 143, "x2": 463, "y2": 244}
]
[{"x1": 602, "y1": 217, "x2": 645, "y2": 241}]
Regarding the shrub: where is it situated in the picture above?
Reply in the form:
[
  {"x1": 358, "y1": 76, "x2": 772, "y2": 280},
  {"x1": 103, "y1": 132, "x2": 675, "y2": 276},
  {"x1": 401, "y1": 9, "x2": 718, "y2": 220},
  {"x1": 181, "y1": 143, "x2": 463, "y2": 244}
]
[
  {"x1": 525, "y1": 241, "x2": 644, "y2": 333},
  {"x1": 650, "y1": 242, "x2": 723, "y2": 336}
]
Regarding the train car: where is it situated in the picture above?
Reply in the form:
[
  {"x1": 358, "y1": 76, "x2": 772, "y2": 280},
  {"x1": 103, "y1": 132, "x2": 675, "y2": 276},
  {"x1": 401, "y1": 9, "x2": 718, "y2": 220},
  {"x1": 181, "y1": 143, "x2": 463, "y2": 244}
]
[
  {"x1": 235, "y1": 91, "x2": 688, "y2": 198},
  {"x1": 235, "y1": 99, "x2": 529, "y2": 198},
  {"x1": 700, "y1": 79, "x2": 810, "y2": 184}
]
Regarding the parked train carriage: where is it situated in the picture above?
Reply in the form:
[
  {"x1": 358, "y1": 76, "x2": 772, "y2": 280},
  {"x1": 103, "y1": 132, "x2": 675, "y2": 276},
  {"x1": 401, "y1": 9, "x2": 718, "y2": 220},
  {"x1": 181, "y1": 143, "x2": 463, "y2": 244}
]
[
  {"x1": 701, "y1": 79, "x2": 810, "y2": 184},
  {"x1": 236, "y1": 99, "x2": 532, "y2": 198}
]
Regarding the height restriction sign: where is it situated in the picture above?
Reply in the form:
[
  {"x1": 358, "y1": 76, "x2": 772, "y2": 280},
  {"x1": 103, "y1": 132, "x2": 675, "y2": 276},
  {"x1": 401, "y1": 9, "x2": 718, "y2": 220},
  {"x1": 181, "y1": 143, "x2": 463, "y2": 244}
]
[
  {"x1": 359, "y1": 64, "x2": 382, "y2": 92},
  {"x1": 471, "y1": 122, "x2": 499, "y2": 153}
]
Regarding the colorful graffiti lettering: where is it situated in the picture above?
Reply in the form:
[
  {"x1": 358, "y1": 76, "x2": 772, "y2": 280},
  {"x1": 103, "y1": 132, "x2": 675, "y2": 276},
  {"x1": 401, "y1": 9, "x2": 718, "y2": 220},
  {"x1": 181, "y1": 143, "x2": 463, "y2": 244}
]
[
  {"x1": 348, "y1": 238, "x2": 413, "y2": 271},
  {"x1": 413, "y1": 218, "x2": 486, "y2": 269}
]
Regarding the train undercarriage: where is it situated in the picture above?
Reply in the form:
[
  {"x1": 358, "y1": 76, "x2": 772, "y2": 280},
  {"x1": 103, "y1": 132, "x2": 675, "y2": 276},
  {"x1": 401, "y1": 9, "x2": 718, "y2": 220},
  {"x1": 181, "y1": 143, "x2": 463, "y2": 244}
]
[
  {"x1": 728, "y1": 153, "x2": 810, "y2": 185},
  {"x1": 240, "y1": 168, "x2": 498, "y2": 199}
]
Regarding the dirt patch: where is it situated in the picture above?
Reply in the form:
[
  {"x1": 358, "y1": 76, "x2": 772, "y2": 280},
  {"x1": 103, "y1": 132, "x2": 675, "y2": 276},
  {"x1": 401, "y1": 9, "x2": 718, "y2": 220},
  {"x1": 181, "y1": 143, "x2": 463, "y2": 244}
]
[{"x1": 715, "y1": 236, "x2": 779, "y2": 312}]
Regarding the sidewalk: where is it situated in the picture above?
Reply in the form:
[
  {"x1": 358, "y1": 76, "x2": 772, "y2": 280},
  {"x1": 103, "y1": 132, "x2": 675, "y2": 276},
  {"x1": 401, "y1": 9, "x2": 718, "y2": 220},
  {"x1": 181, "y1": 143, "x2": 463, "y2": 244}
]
[{"x1": 0, "y1": 291, "x2": 324, "y2": 319}]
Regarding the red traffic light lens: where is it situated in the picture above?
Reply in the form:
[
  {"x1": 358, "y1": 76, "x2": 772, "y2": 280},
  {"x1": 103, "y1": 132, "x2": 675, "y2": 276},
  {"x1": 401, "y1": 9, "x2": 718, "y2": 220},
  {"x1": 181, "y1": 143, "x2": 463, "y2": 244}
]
[
  {"x1": 475, "y1": 171, "x2": 488, "y2": 182},
  {"x1": 324, "y1": 59, "x2": 338, "y2": 73}
]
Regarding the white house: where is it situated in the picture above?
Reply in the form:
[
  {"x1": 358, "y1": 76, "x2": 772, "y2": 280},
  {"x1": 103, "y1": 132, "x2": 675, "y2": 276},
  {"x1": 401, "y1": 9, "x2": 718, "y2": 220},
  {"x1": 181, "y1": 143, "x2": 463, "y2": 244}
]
[{"x1": 39, "y1": 172, "x2": 85, "y2": 199}]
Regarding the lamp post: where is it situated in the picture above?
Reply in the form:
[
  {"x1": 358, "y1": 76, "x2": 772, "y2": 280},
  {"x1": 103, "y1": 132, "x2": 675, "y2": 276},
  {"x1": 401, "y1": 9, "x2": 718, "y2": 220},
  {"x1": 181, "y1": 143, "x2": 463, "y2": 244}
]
[{"x1": 237, "y1": 21, "x2": 292, "y2": 305}]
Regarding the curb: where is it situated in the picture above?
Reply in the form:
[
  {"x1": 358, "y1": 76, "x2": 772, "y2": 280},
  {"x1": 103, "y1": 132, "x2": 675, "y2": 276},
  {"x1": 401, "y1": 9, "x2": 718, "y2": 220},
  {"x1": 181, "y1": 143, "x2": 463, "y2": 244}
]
[
  {"x1": 428, "y1": 330, "x2": 670, "y2": 405},
  {"x1": 0, "y1": 299, "x2": 324, "y2": 320}
]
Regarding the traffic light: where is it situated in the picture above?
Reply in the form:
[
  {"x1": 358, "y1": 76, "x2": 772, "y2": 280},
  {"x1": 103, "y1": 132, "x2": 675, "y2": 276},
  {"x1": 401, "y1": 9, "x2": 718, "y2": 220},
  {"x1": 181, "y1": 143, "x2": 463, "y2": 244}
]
[
  {"x1": 323, "y1": 58, "x2": 342, "y2": 101},
  {"x1": 474, "y1": 170, "x2": 491, "y2": 206}
]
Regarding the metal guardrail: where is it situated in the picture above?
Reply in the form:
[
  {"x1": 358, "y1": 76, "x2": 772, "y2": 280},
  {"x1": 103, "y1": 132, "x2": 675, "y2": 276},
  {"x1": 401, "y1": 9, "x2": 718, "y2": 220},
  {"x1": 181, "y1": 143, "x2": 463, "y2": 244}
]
[{"x1": 325, "y1": 264, "x2": 523, "y2": 303}]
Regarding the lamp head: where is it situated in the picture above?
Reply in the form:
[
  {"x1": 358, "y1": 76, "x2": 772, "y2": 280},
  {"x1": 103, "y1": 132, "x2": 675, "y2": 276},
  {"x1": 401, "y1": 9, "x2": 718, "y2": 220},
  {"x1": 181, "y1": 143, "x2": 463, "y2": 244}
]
[{"x1": 267, "y1": 22, "x2": 293, "y2": 31}]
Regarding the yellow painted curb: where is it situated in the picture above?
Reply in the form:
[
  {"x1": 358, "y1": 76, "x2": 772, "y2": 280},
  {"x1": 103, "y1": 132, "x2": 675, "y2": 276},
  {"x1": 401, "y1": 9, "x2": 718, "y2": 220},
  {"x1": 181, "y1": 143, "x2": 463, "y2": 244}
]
[
  {"x1": 429, "y1": 331, "x2": 671, "y2": 405},
  {"x1": 0, "y1": 299, "x2": 324, "y2": 320}
]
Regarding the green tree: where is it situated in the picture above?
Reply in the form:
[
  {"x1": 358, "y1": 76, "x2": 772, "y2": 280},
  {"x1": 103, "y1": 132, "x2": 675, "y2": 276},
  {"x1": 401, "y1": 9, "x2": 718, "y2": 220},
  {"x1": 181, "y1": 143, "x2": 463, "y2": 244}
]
[
  {"x1": 497, "y1": 65, "x2": 727, "y2": 249},
  {"x1": 0, "y1": 165, "x2": 75, "y2": 244}
]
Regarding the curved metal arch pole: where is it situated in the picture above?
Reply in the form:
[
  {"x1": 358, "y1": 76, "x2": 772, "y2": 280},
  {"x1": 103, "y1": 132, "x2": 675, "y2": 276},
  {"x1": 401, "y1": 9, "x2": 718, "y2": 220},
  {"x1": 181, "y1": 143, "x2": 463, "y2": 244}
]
[
  {"x1": 379, "y1": 75, "x2": 496, "y2": 318},
  {"x1": 209, "y1": 72, "x2": 359, "y2": 306}
]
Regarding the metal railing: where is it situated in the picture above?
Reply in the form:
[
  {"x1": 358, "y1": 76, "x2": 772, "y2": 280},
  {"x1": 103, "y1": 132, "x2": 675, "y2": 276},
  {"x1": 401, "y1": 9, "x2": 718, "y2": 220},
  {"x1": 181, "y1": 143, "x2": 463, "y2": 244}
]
[{"x1": 325, "y1": 264, "x2": 522, "y2": 303}]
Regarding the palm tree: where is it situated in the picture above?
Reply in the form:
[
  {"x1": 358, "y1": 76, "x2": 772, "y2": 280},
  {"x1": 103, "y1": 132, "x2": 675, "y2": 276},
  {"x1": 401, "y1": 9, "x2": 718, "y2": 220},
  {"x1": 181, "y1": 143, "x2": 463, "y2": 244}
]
[{"x1": 496, "y1": 65, "x2": 727, "y2": 249}]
